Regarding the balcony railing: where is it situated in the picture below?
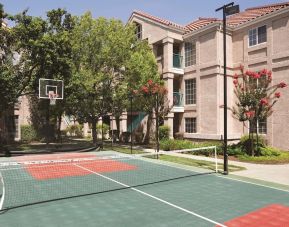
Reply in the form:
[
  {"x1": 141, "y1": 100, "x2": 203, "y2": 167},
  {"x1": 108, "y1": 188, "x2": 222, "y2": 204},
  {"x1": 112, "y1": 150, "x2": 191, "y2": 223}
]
[
  {"x1": 173, "y1": 53, "x2": 183, "y2": 68},
  {"x1": 173, "y1": 92, "x2": 183, "y2": 107}
]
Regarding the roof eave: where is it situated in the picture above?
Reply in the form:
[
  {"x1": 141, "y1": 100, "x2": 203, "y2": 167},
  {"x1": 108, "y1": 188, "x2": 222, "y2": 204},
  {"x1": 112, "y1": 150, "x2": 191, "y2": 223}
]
[
  {"x1": 231, "y1": 6, "x2": 289, "y2": 30},
  {"x1": 128, "y1": 12, "x2": 185, "y2": 34},
  {"x1": 183, "y1": 22, "x2": 221, "y2": 39}
]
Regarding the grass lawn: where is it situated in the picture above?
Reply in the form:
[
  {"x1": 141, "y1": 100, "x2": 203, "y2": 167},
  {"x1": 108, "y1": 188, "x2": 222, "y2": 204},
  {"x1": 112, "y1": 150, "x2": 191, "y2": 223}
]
[
  {"x1": 144, "y1": 154, "x2": 246, "y2": 173},
  {"x1": 237, "y1": 151, "x2": 289, "y2": 164}
]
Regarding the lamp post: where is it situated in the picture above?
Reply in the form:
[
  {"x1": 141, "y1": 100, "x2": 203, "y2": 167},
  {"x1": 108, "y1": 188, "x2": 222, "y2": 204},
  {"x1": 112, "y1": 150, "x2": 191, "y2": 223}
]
[
  {"x1": 155, "y1": 93, "x2": 159, "y2": 159},
  {"x1": 216, "y1": 2, "x2": 239, "y2": 175}
]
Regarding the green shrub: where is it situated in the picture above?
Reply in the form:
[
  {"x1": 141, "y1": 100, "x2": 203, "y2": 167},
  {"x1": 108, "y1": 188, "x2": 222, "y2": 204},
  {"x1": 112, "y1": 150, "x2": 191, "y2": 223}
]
[
  {"x1": 179, "y1": 141, "x2": 223, "y2": 156},
  {"x1": 240, "y1": 134, "x2": 266, "y2": 146},
  {"x1": 96, "y1": 123, "x2": 109, "y2": 136},
  {"x1": 260, "y1": 147, "x2": 281, "y2": 157},
  {"x1": 239, "y1": 134, "x2": 266, "y2": 155},
  {"x1": 159, "y1": 125, "x2": 170, "y2": 140},
  {"x1": 227, "y1": 145, "x2": 245, "y2": 156},
  {"x1": 21, "y1": 125, "x2": 38, "y2": 142},
  {"x1": 160, "y1": 139, "x2": 222, "y2": 157},
  {"x1": 160, "y1": 139, "x2": 192, "y2": 151},
  {"x1": 66, "y1": 124, "x2": 83, "y2": 137}
]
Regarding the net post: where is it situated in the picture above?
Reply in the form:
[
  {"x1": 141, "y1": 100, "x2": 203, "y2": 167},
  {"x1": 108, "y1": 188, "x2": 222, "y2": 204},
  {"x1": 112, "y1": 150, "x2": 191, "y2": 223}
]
[
  {"x1": 0, "y1": 172, "x2": 5, "y2": 211},
  {"x1": 214, "y1": 146, "x2": 218, "y2": 173}
]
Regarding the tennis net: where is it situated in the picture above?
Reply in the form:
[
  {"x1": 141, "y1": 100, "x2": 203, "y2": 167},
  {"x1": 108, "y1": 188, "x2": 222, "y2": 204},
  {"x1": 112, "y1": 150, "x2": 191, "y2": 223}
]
[{"x1": 0, "y1": 147, "x2": 218, "y2": 211}]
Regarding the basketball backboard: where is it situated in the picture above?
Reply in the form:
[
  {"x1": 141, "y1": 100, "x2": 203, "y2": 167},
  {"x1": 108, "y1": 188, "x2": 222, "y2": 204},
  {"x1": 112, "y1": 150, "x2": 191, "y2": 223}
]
[{"x1": 39, "y1": 78, "x2": 64, "y2": 99}]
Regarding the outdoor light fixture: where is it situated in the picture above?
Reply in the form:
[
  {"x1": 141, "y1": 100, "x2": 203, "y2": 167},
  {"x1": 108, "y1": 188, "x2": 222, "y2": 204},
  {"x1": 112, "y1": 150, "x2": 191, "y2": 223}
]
[{"x1": 216, "y1": 2, "x2": 240, "y2": 175}]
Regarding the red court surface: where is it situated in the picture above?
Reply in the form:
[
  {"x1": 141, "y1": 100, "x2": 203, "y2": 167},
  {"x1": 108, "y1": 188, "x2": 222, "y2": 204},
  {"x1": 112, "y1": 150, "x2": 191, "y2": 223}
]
[
  {"x1": 219, "y1": 204, "x2": 289, "y2": 227},
  {"x1": 15, "y1": 153, "x2": 137, "y2": 180}
]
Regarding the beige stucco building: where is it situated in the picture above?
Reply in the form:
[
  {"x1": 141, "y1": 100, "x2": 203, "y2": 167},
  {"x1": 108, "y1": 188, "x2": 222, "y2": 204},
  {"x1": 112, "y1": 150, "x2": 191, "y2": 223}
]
[{"x1": 128, "y1": 2, "x2": 289, "y2": 150}]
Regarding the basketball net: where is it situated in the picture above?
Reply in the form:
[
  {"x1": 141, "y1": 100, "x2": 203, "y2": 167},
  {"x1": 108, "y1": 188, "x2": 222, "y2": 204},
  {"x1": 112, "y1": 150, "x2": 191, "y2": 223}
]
[{"x1": 48, "y1": 91, "x2": 58, "y2": 105}]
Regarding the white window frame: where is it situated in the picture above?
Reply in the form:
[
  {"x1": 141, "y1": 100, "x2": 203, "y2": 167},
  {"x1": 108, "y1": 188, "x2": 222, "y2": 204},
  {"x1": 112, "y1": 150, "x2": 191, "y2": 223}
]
[
  {"x1": 248, "y1": 25, "x2": 267, "y2": 47},
  {"x1": 184, "y1": 41, "x2": 196, "y2": 67},
  {"x1": 185, "y1": 78, "x2": 196, "y2": 105},
  {"x1": 185, "y1": 118, "x2": 197, "y2": 133},
  {"x1": 258, "y1": 119, "x2": 267, "y2": 135},
  {"x1": 249, "y1": 119, "x2": 267, "y2": 135}
]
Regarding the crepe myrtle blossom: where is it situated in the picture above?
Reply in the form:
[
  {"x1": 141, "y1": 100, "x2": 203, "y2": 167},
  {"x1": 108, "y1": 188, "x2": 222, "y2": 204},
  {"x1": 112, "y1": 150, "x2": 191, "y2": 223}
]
[
  {"x1": 260, "y1": 98, "x2": 269, "y2": 106},
  {"x1": 275, "y1": 92, "x2": 281, "y2": 98}
]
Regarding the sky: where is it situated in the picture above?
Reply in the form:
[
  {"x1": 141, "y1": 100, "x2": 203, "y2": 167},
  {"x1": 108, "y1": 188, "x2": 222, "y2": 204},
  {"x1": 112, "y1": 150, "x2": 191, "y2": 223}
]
[{"x1": 1, "y1": 0, "x2": 286, "y2": 25}]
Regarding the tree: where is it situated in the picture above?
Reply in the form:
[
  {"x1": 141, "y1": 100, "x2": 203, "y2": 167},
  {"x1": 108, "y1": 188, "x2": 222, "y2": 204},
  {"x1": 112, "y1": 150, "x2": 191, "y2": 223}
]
[
  {"x1": 125, "y1": 41, "x2": 162, "y2": 144},
  {"x1": 0, "y1": 4, "x2": 34, "y2": 154},
  {"x1": 132, "y1": 79, "x2": 171, "y2": 144},
  {"x1": 11, "y1": 8, "x2": 75, "y2": 142},
  {"x1": 0, "y1": 4, "x2": 25, "y2": 113},
  {"x1": 68, "y1": 13, "x2": 136, "y2": 145},
  {"x1": 232, "y1": 66, "x2": 287, "y2": 156}
]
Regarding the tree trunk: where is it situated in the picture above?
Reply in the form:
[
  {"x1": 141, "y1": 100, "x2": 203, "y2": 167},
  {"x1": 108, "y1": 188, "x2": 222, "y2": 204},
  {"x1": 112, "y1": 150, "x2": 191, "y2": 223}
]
[
  {"x1": 143, "y1": 112, "x2": 153, "y2": 144},
  {"x1": 256, "y1": 118, "x2": 259, "y2": 156},
  {"x1": 249, "y1": 120, "x2": 254, "y2": 157},
  {"x1": 115, "y1": 115, "x2": 120, "y2": 141},
  {"x1": 57, "y1": 113, "x2": 62, "y2": 143},
  {"x1": 91, "y1": 118, "x2": 97, "y2": 146},
  {"x1": 0, "y1": 113, "x2": 11, "y2": 157}
]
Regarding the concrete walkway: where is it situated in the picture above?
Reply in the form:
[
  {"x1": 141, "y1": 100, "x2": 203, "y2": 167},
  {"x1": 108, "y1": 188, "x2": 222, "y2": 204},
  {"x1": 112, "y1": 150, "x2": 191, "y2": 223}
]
[
  {"x1": 229, "y1": 160, "x2": 289, "y2": 186},
  {"x1": 143, "y1": 148, "x2": 289, "y2": 187}
]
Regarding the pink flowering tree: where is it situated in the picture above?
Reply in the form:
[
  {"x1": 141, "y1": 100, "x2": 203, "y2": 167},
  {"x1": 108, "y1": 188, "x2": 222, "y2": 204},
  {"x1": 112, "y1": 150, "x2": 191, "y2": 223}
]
[
  {"x1": 232, "y1": 66, "x2": 287, "y2": 156},
  {"x1": 132, "y1": 79, "x2": 171, "y2": 144}
]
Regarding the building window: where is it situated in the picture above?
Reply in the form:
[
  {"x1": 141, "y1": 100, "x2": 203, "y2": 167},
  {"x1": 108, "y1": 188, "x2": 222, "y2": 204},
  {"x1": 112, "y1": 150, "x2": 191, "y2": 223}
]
[
  {"x1": 248, "y1": 25, "x2": 266, "y2": 47},
  {"x1": 184, "y1": 42, "x2": 196, "y2": 67},
  {"x1": 250, "y1": 119, "x2": 267, "y2": 135},
  {"x1": 185, "y1": 79, "x2": 196, "y2": 105},
  {"x1": 185, "y1": 118, "x2": 197, "y2": 133},
  {"x1": 258, "y1": 119, "x2": 267, "y2": 134},
  {"x1": 135, "y1": 23, "x2": 142, "y2": 40}
]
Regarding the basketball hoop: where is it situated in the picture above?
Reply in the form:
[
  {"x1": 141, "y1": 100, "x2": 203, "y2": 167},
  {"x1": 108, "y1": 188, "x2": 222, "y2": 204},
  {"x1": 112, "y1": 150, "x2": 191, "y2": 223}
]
[{"x1": 48, "y1": 91, "x2": 58, "y2": 105}]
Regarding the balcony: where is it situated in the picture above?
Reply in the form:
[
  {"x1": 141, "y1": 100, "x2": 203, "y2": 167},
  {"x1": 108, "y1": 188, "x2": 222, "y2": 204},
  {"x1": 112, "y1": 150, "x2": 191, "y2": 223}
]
[
  {"x1": 172, "y1": 92, "x2": 184, "y2": 112},
  {"x1": 173, "y1": 53, "x2": 183, "y2": 68},
  {"x1": 172, "y1": 54, "x2": 184, "y2": 75}
]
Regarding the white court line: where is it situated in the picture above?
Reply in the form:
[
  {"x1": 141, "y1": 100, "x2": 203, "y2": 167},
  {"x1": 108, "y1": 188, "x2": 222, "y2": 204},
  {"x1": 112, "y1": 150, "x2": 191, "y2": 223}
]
[
  {"x1": 216, "y1": 175, "x2": 289, "y2": 193},
  {"x1": 74, "y1": 163, "x2": 227, "y2": 227}
]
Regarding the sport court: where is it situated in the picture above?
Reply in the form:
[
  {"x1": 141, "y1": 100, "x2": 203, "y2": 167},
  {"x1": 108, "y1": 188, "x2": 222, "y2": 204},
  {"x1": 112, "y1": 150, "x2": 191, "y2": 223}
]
[{"x1": 0, "y1": 150, "x2": 289, "y2": 227}]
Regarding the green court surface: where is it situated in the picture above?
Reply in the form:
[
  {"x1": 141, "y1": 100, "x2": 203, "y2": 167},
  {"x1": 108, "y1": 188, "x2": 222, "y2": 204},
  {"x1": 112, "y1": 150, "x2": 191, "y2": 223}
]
[{"x1": 0, "y1": 150, "x2": 289, "y2": 227}]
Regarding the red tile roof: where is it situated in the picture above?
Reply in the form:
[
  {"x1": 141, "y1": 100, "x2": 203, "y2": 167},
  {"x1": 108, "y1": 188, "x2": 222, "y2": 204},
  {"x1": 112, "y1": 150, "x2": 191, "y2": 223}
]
[
  {"x1": 227, "y1": 2, "x2": 289, "y2": 27},
  {"x1": 185, "y1": 17, "x2": 220, "y2": 32},
  {"x1": 131, "y1": 10, "x2": 186, "y2": 31},
  {"x1": 130, "y1": 2, "x2": 289, "y2": 34}
]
